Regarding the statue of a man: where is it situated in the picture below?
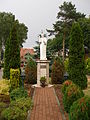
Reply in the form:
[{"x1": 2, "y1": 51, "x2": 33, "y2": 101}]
[{"x1": 39, "y1": 32, "x2": 47, "y2": 60}]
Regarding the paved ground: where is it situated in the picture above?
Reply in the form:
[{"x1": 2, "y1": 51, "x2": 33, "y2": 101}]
[{"x1": 30, "y1": 87, "x2": 63, "y2": 120}]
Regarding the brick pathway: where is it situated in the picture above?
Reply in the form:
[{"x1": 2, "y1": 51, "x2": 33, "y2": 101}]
[{"x1": 30, "y1": 87, "x2": 63, "y2": 120}]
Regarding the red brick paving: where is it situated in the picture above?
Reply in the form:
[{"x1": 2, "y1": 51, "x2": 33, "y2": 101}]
[{"x1": 30, "y1": 87, "x2": 63, "y2": 120}]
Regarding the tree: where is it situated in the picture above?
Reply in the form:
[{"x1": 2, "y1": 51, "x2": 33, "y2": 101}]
[
  {"x1": 3, "y1": 38, "x2": 10, "y2": 79},
  {"x1": 9, "y1": 24, "x2": 20, "y2": 69},
  {"x1": 47, "y1": 2, "x2": 85, "y2": 60},
  {"x1": 78, "y1": 17, "x2": 90, "y2": 49},
  {"x1": 25, "y1": 58, "x2": 37, "y2": 84},
  {"x1": 0, "y1": 12, "x2": 28, "y2": 48},
  {"x1": 51, "y1": 57, "x2": 64, "y2": 84},
  {"x1": 69, "y1": 22, "x2": 87, "y2": 89}
]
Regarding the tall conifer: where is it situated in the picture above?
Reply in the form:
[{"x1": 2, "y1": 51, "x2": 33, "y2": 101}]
[
  {"x1": 69, "y1": 23, "x2": 87, "y2": 89},
  {"x1": 9, "y1": 24, "x2": 20, "y2": 69}
]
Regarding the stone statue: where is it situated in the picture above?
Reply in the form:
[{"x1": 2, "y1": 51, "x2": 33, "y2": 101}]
[{"x1": 39, "y1": 32, "x2": 47, "y2": 60}]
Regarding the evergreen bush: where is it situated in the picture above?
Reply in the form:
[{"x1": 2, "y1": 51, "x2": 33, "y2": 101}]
[
  {"x1": 69, "y1": 22, "x2": 87, "y2": 89},
  {"x1": 9, "y1": 24, "x2": 20, "y2": 69},
  {"x1": 51, "y1": 57, "x2": 64, "y2": 84},
  {"x1": 85, "y1": 58, "x2": 90, "y2": 75},
  {"x1": 25, "y1": 58, "x2": 37, "y2": 84},
  {"x1": 63, "y1": 83, "x2": 84, "y2": 112},
  {"x1": 69, "y1": 96, "x2": 90, "y2": 120},
  {"x1": 3, "y1": 38, "x2": 10, "y2": 79},
  {"x1": 10, "y1": 69, "x2": 20, "y2": 90},
  {"x1": 62, "y1": 80, "x2": 73, "y2": 94},
  {"x1": 10, "y1": 87, "x2": 28, "y2": 101},
  {"x1": 1, "y1": 97, "x2": 33, "y2": 120}
]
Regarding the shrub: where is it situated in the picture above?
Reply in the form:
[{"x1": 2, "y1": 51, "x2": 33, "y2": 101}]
[
  {"x1": 25, "y1": 58, "x2": 37, "y2": 84},
  {"x1": 0, "y1": 102, "x2": 7, "y2": 113},
  {"x1": 1, "y1": 97, "x2": 33, "y2": 120},
  {"x1": 10, "y1": 87, "x2": 28, "y2": 101},
  {"x1": 51, "y1": 57, "x2": 64, "y2": 84},
  {"x1": 3, "y1": 38, "x2": 10, "y2": 79},
  {"x1": 69, "y1": 96, "x2": 90, "y2": 120},
  {"x1": 62, "y1": 80, "x2": 73, "y2": 94},
  {"x1": 0, "y1": 95, "x2": 10, "y2": 103},
  {"x1": 69, "y1": 23, "x2": 87, "y2": 89},
  {"x1": 10, "y1": 68, "x2": 20, "y2": 90},
  {"x1": 63, "y1": 83, "x2": 84, "y2": 112},
  {"x1": 64, "y1": 58, "x2": 69, "y2": 73},
  {"x1": 40, "y1": 76, "x2": 46, "y2": 87},
  {"x1": 86, "y1": 58, "x2": 90, "y2": 75},
  {"x1": 0, "y1": 79, "x2": 10, "y2": 95}
]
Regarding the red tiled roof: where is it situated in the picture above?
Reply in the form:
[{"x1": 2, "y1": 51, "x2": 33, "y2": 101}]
[{"x1": 20, "y1": 48, "x2": 34, "y2": 58}]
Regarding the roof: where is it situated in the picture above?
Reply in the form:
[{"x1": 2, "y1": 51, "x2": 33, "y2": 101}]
[{"x1": 20, "y1": 48, "x2": 34, "y2": 58}]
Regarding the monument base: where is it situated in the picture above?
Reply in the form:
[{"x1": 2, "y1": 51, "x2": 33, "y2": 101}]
[{"x1": 37, "y1": 60, "x2": 50, "y2": 86}]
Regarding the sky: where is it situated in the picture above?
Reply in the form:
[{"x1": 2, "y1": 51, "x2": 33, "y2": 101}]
[{"x1": 0, "y1": 0, "x2": 90, "y2": 48}]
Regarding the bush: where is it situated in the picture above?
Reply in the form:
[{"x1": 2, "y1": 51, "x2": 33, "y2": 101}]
[
  {"x1": 86, "y1": 58, "x2": 90, "y2": 75},
  {"x1": 64, "y1": 58, "x2": 69, "y2": 73},
  {"x1": 1, "y1": 97, "x2": 33, "y2": 120},
  {"x1": 0, "y1": 102, "x2": 7, "y2": 113},
  {"x1": 62, "y1": 80, "x2": 73, "y2": 94},
  {"x1": 69, "y1": 23, "x2": 87, "y2": 89},
  {"x1": 63, "y1": 83, "x2": 84, "y2": 112},
  {"x1": 51, "y1": 57, "x2": 64, "y2": 84},
  {"x1": 40, "y1": 76, "x2": 46, "y2": 87},
  {"x1": 0, "y1": 79, "x2": 10, "y2": 95},
  {"x1": 10, "y1": 87, "x2": 28, "y2": 101},
  {"x1": 0, "y1": 95, "x2": 10, "y2": 103},
  {"x1": 10, "y1": 68, "x2": 20, "y2": 90},
  {"x1": 25, "y1": 58, "x2": 37, "y2": 84},
  {"x1": 69, "y1": 96, "x2": 90, "y2": 120}
]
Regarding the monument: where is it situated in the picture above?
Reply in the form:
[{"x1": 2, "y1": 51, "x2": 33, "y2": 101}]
[{"x1": 37, "y1": 32, "x2": 50, "y2": 86}]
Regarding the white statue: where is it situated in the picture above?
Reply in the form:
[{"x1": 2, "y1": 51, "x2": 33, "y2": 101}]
[{"x1": 39, "y1": 32, "x2": 47, "y2": 60}]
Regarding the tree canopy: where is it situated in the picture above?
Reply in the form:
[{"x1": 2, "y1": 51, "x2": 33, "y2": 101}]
[
  {"x1": 0, "y1": 12, "x2": 28, "y2": 48},
  {"x1": 47, "y1": 1, "x2": 87, "y2": 58}
]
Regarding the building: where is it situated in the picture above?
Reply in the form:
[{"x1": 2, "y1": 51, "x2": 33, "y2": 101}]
[{"x1": 20, "y1": 48, "x2": 35, "y2": 69}]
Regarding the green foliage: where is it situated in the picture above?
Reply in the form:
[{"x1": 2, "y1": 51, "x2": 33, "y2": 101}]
[
  {"x1": 69, "y1": 96, "x2": 90, "y2": 120},
  {"x1": 3, "y1": 38, "x2": 10, "y2": 79},
  {"x1": 51, "y1": 57, "x2": 64, "y2": 84},
  {"x1": 85, "y1": 58, "x2": 90, "y2": 75},
  {"x1": 0, "y1": 79, "x2": 10, "y2": 95},
  {"x1": 0, "y1": 102, "x2": 7, "y2": 113},
  {"x1": 47, "y1": 1, "x2": 85, "y2": 54},
  {"x1": 64, "y1": 58, "x2": 69, "y2": 73},
  {"x1": 69, "y1": 22, "x2": 87, "y2": 89},
  {"x1": 25, "y1": 58, "x2": 37, "y2": 84},
  {"x1": 40, "y1": 77, "x2": 46, "y2": 87},
  {"x1": 1, "y1": 97, "x2": 32, "y2": 120},
  {"x1": 10, "y1": 87, "x2": 28, "y2": 101},
  {"x1": 0, "y1": 12, "x2": 28, "y2": 48},
  {"x1": 62, "y1": 80, "x2": 73, "y2": 94},
  {"x1": 63, "y1": 83, "x2": 84, "y2": 113},
  {"x1": 78, "y1": 18, "x2": 90, "y2": 49},
  {"x1": 9, "y1": 24, "x2": 20, "y2": 69},
  {"x1": 10, "y1": 69, "x2": 20, "y2": 90}
]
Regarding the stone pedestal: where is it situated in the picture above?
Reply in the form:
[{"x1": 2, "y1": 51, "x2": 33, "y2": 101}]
[{"x1": 37, "y1": 60, "x2": 50, "y2": 86}]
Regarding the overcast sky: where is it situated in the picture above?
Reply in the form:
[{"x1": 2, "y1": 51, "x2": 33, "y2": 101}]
[{"x1": 0, "y1": 0, "x2": 90, "y2": 48}]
